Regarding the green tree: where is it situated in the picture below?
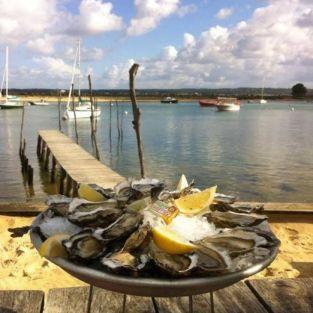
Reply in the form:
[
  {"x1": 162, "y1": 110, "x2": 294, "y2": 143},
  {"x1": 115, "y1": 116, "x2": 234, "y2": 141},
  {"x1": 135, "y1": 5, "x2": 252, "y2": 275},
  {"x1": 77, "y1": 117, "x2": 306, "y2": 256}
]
[{"x1": 291, "y1": 83, "x2": 307, "y2": 98}]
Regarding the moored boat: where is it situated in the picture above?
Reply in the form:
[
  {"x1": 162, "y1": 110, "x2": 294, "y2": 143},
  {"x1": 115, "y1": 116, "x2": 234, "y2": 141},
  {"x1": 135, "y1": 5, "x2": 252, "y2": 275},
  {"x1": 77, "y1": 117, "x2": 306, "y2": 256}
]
[
  {"x1": 161, "y1": 96, "x2": 178, "y2": 103},
  {"x1": 0, "y1": 47, "x2": 23, "y2": 109},
  {"x1": 199, "y1": 99, "x2": 218, "y2": 107},
  {"x1": 63, "y1": 40, "x2": 101, "y2": 120},
  {"x1": 29, "y1": 99, "x2": 49, "y2": 106},
  {"x1": 216, "y1": 97, "x2": 240, "y2": 112}
]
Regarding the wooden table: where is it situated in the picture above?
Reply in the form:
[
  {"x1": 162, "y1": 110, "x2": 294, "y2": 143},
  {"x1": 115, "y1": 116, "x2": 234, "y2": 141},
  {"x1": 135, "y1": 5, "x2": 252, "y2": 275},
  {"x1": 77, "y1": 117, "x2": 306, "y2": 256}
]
[{"x1": 0, "y1": 278, "x2": 312, "y2": 313}]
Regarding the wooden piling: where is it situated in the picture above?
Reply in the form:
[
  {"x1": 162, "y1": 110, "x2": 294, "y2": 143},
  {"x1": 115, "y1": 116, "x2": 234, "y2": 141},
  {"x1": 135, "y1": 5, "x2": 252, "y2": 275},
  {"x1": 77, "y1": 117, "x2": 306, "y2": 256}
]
[
  {"x1": 129, "y1": 63, "x2": 145, "y2": 178},
  {"x1": 65, "y1": 174, "x2": 73, "y2": 196},
  {"x1": 59, "y1": 167, "x2": 66, "y2": 195},
  {"x1": 72, "y1": 83, "x2": 79, "y2": 144},
  {"x1": 51, "y1": 156, "x2": 56, "y2": 183},
  {"x1": 37, "y1": 136, "x2": 42, "y2": 156},
  {"x1": 44, "y1": 148, "x2": 50, "y2": 170},
  {"x1": 27, "y1": 165, "x2": 33, "y2": 186}
]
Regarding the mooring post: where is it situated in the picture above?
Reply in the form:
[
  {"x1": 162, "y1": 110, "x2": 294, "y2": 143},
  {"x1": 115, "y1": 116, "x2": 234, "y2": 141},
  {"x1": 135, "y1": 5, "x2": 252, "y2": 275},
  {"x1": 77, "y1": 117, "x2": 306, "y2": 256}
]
[
  {"x1": 59, "y1": 167, "x2": 66, "y2": 194},
  {"x1": 37, "y1": 136, "x2": 41, "y2": 156},
  {"x1": 65, "y1": 174, "x2": 73, "y2": 196},
  {"x1": 40, "y1": 141, "x2": 46, "y2": 161},
  {"x1": 44, "y1": 148, "x2": 50, "y2": 170},
  {"x1": 129, "y1": 63, "x2": 145, "y2": 178},
  {"x1": 72, "y1": 180, "x2": 78, "y2": 197},
  {"x1": 51, "y1": 156, "x2": 56, "y2": 183},
  {"x1": 27, "y1": 165, "x2": 33, "y2": 186}
]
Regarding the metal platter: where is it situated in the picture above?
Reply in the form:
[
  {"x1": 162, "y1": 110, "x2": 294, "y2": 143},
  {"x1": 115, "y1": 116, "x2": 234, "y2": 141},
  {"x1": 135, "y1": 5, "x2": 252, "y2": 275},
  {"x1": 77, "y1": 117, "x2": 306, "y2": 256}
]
[{"x1": 30, "y1": 213, "x2": 278, "y2": 298}]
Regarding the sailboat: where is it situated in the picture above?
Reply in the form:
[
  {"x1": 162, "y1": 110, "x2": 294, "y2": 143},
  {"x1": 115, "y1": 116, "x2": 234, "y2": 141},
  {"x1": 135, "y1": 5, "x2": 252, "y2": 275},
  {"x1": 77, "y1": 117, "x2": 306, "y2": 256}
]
[
  {"x1": 260, "y1": 77, "x2": 267, "y2": 104},
  {"x1": 0, "y1": 47, "x2": 23, "y2": 109},
  {"x1": 63, "y1": 40, "x2": 101, "y2": 120}
]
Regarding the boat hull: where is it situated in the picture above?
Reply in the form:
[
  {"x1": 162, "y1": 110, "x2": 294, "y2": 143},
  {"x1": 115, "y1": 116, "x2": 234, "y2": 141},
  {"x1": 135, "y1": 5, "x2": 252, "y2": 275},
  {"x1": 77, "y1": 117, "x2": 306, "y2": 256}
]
[
  {"x1": 199, "y1": 99, "x2": 218, "y2": 107},
  {"x1": 63, "y1": 108, "x2": 101, "y2": 120},
  {"x1": 217, "y1": 104, "x2": 240, "y2": 112},
  {"x1": 260, "y1": 99, "x2": 267, "y2": 104},
  {"x1": 0, "y1": 101, "x2": 24, "y2": 109},
  {"x1": 161, "y1": 100, "x2": 178, "y2": 103}
]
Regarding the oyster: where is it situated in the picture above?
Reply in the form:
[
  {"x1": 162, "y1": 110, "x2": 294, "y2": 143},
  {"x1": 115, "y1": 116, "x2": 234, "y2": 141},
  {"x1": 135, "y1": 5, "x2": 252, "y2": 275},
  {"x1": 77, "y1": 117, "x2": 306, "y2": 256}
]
[
  {"x1": 63, "y1": 229, "x2": 104, "y2": 259},
  {"x1": 195, "y1": 244, "x2": 230, "y2": 273},
  {"x1": 67, "y1": 199, "x2": 122, "y2": 227},
  {"x1": 208, "y1": 210, "x2": 268, "y2": 228},
  {"x1": 149, "y1": 242, "x2": 196, "y2": 276},
  {"x1": 214, "y1": 193, "x2": 237, "y2": 204},
  {"x1": 122, "y1": 224, "x2": 151, "y2": 252},
  {"x1": 93, "y1": 212, "x2": 143, "y2": 243},
  {"x1": 114, "y1": 180, "x2": 140, "y2": 203},
  {"x1": 196, "y1": 229, "x2": 267, "y2": 257},
  {"x1": 211, "y1": 202, "x2": 264, "y2": 214},
  {"x1": 87, "y1": 184, "x2": 115, "y2": 199},
  {"x1": 46, "y1": 195, "x2": 72, "y2": 217},
  {"x1": 131, "y1": 178, "x2": 165, "y2": 197}
]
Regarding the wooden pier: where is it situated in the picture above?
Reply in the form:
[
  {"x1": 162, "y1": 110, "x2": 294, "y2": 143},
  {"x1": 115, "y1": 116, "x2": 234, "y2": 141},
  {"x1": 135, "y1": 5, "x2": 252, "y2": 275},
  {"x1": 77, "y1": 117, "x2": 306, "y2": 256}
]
[
  {"x1": 37, "y1": 130, "x2": 123, "y2": 196},
  {"x1": 0, "y1": 278, "x2": 312, "y2": 313}
]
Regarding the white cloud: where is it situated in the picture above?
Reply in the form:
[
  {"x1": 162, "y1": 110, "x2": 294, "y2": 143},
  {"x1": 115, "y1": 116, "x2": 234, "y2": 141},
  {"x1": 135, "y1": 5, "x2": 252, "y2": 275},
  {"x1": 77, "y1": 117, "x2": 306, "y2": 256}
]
[
  {"x1": 26, "y1": 35, "x2": 59, "y2": 55},
  {"x1": 0, "y1": 0, "x2": 58, "y2": 45},
  {"x1": 216, "y1": 7, "x2": 233, "y2": 20},
  {"x1": 177, "y1": 4, "x2": 197, "y2": 17},
  {"x1": 67, "y1": 0, "x2": 123, "y2": 36},
  {"x1": 104, "y1": 0, "x2": 313, "y2": 88},
  {"x1": 127, "y1": 0, "x2": 186, "y2": 36},
  {"x1": 64, "y1": 45, "x2": 104, "y2": 62}
]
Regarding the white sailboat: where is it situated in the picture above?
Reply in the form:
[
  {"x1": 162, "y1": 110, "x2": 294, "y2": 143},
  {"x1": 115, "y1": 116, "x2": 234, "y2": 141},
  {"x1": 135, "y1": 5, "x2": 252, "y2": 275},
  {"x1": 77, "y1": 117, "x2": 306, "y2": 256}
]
[
  {"x1": 216, "y1": 97, "x2": 240, "y2": 111},
  {"x1": 63, "y1": 40, "x2": 101, "y2": 120},
  {"x1": 0, "y1": 47, "x2": 24, "y2": 109},
  {"x1": 260, "y1": 78, "x2": 267, "y2": 104}
]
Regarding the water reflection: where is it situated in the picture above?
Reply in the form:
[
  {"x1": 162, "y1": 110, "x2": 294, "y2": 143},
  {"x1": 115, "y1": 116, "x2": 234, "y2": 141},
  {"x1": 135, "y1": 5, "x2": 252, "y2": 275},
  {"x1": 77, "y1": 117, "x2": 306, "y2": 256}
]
[{"x1": 0, "y1": 101, "x2": 313, "y2": 202}]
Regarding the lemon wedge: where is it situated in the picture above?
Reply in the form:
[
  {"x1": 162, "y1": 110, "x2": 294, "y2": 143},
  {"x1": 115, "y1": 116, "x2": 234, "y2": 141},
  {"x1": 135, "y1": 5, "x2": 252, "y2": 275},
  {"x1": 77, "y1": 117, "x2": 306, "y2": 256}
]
[
  {"x1": 152, "y1": 226, "x2": 196, "y2": 254},
  {"x1": 174, "y1": 185, "x2": 217, "y2": 215},
  {"x1": 39, "y1": 233, "x2": 70, "y2": 258},
  {"x1": 176, "y1": 174, "x2": 189, "y2": 191},
  {"x1": 78, "y1": 184, "x2": 105, "y2": 202}
]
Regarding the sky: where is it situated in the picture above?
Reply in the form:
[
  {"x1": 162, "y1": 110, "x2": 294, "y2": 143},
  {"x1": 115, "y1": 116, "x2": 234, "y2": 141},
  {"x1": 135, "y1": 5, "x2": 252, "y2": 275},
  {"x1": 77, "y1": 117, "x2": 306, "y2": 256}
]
[{"x1": 0, "y1": 0, "x2": 312, "y2": 89}]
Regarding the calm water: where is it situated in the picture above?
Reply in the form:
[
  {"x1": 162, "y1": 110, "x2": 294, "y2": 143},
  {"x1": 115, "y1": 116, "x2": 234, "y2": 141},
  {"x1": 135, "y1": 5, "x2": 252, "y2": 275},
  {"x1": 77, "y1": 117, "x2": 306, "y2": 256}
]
[{"x1": 1, "y1": 101, "x2": 313, "y2": 202}]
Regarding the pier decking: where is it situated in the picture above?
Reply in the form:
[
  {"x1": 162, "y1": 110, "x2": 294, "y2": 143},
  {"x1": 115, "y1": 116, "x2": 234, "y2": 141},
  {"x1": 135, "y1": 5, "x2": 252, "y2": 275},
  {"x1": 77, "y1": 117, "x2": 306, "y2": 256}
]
[
  {"x1": 37, "y1": 130, "x2": 123, "y2": 195},
  {"x1": 0, "y1": 278, "x2": 312, "y2": 313}
]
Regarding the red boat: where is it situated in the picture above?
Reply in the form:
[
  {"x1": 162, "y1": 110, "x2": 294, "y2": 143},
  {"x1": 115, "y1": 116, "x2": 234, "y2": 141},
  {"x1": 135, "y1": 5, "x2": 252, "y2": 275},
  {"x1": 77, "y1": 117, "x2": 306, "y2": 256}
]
[{"x1": 199, "y1": 99, "x2": 218, "y2": 107}]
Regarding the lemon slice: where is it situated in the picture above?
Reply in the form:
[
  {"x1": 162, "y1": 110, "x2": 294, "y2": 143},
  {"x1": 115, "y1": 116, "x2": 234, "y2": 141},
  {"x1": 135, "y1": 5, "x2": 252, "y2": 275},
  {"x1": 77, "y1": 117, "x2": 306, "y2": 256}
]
[
  {"x1": 174, "y1": 185, "x2": 217, "y2": 215},
  {"x1": 39, "y1": 233, "x2": 70, "y2": 258},
  {"x1": 78, "y1": 184, "x2": 105, "y2": 202},
  {"x1": 176, "y1": 174, "x2": 188, "y2": 191},
  {"x1": 152, "y1": 226, "x2": 196, "y2": 255}
]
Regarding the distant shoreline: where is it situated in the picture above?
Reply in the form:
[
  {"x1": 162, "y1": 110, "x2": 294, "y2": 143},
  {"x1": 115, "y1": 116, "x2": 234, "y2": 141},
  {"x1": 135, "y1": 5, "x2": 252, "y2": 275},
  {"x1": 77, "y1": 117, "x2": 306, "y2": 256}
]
[{"x1": 18, "y1": 95, "x2": 313, "y2": 103}]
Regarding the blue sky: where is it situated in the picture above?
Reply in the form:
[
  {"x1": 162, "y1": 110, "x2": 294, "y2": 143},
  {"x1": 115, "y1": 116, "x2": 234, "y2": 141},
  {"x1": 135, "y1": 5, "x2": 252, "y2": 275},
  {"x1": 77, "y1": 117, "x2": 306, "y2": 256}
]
[{"x1": 0, "y1": 0, "x2": 312, "y2": 89}]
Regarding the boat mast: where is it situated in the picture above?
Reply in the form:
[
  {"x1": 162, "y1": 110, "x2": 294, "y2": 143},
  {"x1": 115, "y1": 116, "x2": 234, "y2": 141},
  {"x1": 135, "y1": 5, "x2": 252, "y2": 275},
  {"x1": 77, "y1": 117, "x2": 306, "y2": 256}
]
[
  {"x1": 66, "y1": 43, "x2": 79, "y2": 109},
  {"x1": 77, "y1": 39, "x2": 81, "y2": 101},
  {"x1": 5, "y1": 46, "x2": 8, "y2": 100},
  {"x1": 261, "y1": 77, "x2": 265, "y2": 100}
]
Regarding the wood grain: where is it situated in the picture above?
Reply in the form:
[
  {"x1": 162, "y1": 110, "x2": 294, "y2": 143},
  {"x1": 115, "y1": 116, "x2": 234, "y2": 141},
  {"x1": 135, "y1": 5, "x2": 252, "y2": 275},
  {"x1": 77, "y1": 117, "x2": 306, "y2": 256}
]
[
  {"x1": 0, "y1": 290, "x2": 44, "y2": 313},
  {"x1": 44, "y1": 286, "x2": 91, "y2": 313},
  {"x1": 247, "y1": 278, "x2": 313, "y2": 313}
]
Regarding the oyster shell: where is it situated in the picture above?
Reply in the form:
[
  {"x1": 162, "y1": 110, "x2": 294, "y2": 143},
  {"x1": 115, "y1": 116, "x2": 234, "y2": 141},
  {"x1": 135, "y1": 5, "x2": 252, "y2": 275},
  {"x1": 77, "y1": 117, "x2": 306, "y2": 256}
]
[
  {"x1": 149, "y1": 242, "x2": 196, "y2": 276},
  {"x1": 214, "y1": 193, "x2": 237, "y2": 204},
  {"x1": 208, "y1": 210, "x2": 268, "y2": 228},
  {"x1": 122, "y1": 224, "x2": 152, "y2": 252},
  {"x1": 211, "y1": 202, "x2": 264, "y2": 214},
  {"x1": 63, "y1": 229, "x2": 104, "y2": 259},
  {"x1": 114, "y1": 180, "x2": 140, "y2": 203},
  {"x1": 196, "y1": 229, "x2": 267, "y2": 257},
  {"x1": 93, "y1": 212, "x2": 143, "y2": 243},
  {"x1": 46, "y1": 195, "x2": 72, "y2": 217},
  {"x1": 195, "y1": 244, "x2": 231, "y2": 273},
  {"x1": 67, "y1": 199, "x2": 122, "y2": 227}
]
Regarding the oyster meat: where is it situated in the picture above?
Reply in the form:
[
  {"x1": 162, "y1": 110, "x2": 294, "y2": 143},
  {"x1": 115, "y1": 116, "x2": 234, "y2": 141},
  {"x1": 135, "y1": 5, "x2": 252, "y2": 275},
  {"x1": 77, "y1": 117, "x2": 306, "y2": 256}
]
[
  {"x1": 63, "y1": 229, "x2": 104, "y2": 259},
  {"x1": 208, "y1": 210, "x2": 268, "y2": 228}
]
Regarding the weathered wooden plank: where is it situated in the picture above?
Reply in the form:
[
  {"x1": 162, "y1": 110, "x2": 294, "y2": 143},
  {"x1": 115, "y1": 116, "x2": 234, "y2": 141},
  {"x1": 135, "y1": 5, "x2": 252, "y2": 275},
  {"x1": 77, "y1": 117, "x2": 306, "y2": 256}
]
[
  {"x1": 239, "y1": 202, "x2": 313, "y2": 214},
  {"x1": 38, "y1": 130, "x2": 124, "y2": 191},
  {"x1": 44, "y1": 286, "x2": 91, "y2": 313},
  {"x1": 90, "y1": 288, "x2": 155, "y2": 313},
  {"x1": 0, "y1": 202, "x2": 45, "y2": 215},
  {"x1": 156, "y1": 282, "x2": 267, "y2": 313},
  {"x1": 0, "y1": 290, "x2": 44, "y2": 313},
  {"x1": 247, "y1": 278, "x2": 313, "y2": 313}
]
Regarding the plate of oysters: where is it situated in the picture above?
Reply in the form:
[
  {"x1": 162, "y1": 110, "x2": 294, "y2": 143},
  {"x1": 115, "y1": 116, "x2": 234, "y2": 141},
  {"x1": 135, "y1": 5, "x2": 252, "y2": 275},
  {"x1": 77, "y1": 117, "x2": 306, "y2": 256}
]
[{"x1": 30, "y1": 175, "x2": 279, "y2": 297}]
